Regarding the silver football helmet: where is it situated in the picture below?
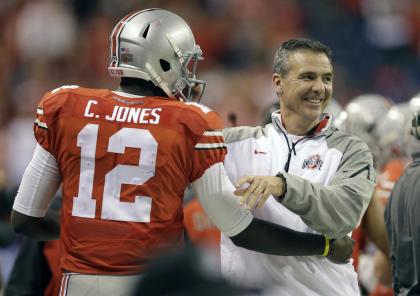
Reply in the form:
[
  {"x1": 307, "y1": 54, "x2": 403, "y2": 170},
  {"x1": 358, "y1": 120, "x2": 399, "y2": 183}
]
[
  {"x1": 324, "y1": 98, "x2": 347, "y2": 130},
  {"x1": 345, "y1": 94, "x2": 393, "y2": 169},
  {"x1": 108, "y1": 8, "x2": 205, "y2": 101},
  {"x1": 375, "y1": 104, "x2": 407, "y2": 160},
  {"x1": 403, "y1": 94, "x2": 420, "y2": 155}
]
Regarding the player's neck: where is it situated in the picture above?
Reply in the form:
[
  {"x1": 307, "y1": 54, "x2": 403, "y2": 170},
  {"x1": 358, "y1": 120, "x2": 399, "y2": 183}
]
[{"x1": 118, "y1": 77, "x2": 167, "y2": 97}]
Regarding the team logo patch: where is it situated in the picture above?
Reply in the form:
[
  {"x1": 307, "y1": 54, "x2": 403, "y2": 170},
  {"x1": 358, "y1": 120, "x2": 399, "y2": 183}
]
[{"x1": 302, "y1": 154, "x2": 323, "y2": 170}]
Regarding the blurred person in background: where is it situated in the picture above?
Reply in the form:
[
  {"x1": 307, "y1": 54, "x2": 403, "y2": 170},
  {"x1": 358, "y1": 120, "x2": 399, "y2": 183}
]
[
  {"x1": 324, "y1": 98, "x2": 348, "y2": 130},
  {"x1": 3, "y1": 239, "x2": 61, "y2": 296},
  {"x1": 0, "y1": 170, "x2": 20, "y2": 289},
  {"x1": 345, "y1": 94, "x2": 394, "y2": 296},
  {"x1": 346, "y1": 94, "x2": 420, "y2": 295},
  {"x1": 345, "y1": 94, "x2": 393, "y2": 170},
  {"x1": 385, "y1": 109, "x2": 420, "y2": 295},
  {"x1": 9, "y1": 9, "x2": 353, "y2": 296},
  {"x1": 221, "y1": 38, "x2": 375, "y2": 295},
  {"x1": 133, "y1": 244, "x2": 261, "y2": 296},
  {"x1": 4, "y1": 196, "x2": 62, "y2": 296},
  {"x1": 183, "y1": 193, "x2": 221, "y2": 253}
]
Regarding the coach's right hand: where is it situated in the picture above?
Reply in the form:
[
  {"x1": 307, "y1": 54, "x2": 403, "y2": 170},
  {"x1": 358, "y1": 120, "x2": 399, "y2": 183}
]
[{"x1": 327, "y1": 236, "x2": 355, "y2": 264}]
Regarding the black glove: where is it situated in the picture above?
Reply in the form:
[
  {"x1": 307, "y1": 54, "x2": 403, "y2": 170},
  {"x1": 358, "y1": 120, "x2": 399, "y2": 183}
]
[{"x1": 326, "y1": 236, "x2": 355, "y2": 264}]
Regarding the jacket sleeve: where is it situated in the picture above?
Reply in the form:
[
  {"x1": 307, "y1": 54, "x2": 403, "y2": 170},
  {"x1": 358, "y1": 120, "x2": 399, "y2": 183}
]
[{"x1": 280, "y1": 139, "x2": 375, "y2": 238}]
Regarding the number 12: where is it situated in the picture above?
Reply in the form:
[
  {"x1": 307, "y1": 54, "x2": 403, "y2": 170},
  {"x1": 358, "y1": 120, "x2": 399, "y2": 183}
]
[{"x1": 72, "y1": 124, "x2": 157, "y2": 222}]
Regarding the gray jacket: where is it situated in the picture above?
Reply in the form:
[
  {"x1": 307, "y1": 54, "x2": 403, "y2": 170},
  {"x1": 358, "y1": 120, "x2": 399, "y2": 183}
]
[
  {"x1": 223, "y1": 112, "x2": 375, "y2": 238},
  {"x1": 385, "y1": 151, "x2": 420, "y2": 296},
  {"x1": 220, "y1": 112, "x2": 375, "y2": 295}
]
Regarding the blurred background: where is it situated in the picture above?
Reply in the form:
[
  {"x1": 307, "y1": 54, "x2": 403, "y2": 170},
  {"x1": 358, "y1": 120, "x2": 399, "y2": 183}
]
[{"x1": 0, "y1": 0, "x2": 419, "y2": 291}]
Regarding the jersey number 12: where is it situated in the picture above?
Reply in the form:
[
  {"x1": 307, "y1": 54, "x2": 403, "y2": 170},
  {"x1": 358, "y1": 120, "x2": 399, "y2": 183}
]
[{"x1": 72, "y1": 124, "x2": 157, "y2": 222}]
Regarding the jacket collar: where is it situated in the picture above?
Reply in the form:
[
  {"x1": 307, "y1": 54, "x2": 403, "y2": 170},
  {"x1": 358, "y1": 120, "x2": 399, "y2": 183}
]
[{"x1": 271, "y1": 110, "x2": 334, "y2": 138}]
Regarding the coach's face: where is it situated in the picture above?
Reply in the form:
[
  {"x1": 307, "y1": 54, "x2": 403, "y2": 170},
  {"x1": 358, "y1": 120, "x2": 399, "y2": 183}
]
[{"x1": 273, "y1": 49, "x2": 333, "y2": 135}]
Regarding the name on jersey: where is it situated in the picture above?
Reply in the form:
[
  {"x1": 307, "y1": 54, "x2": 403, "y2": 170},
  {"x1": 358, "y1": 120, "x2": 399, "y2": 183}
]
[{"x1": 84, "y1": 99, "x2": 161, "y2": 124}]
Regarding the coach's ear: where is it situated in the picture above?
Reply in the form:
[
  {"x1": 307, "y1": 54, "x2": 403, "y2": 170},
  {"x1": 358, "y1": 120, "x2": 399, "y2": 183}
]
[{"x1": 272, "y1": 73, "x2": 283, "y2": 97}]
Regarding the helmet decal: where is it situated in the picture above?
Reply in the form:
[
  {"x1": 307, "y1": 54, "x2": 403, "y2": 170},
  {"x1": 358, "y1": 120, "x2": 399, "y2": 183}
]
[{"x1": 109, "y1": 10, "x2": 143, "y2": 68}]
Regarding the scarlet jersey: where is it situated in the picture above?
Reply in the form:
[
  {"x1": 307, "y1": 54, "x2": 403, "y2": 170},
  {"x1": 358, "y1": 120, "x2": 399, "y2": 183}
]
[
  {"x1": 34, "y1": 85, "x2": 226, "y2": 275},
  {"x1": 351, "y1": 226, "x2": 365, "y2": 272},
  {"x1": 374, "y1": 158, "x2": 407, "y2": 206},
  {"x1": 43, "y1": 240, "x2": 61, "y2": 296}
]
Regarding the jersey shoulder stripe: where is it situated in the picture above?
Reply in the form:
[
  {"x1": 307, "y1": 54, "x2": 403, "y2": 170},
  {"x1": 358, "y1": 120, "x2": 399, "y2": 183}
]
[
  {"x1": 194, "y1": 129, "x2": 226, "y2": 150},
  {"x1": 34, "y1": 118, "x2": 48, "y2": 129},
  {"x1": 195, "y1": 143, "x2": 227, "y2": 150}
]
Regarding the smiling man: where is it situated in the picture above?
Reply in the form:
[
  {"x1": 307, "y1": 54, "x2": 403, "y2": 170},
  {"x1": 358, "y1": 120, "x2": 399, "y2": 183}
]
[{"x1": 221, "y1": 39, "x2": 375, "y2": 295}]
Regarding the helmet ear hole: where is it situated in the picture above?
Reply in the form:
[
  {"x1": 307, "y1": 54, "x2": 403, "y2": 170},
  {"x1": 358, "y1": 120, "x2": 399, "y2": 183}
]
[
  {"x1": 142, "y1": 24, "x2": 150, "y2": 38},
  {"x1": 159, "y1": 59, "x2": 171, "y2": 72}
]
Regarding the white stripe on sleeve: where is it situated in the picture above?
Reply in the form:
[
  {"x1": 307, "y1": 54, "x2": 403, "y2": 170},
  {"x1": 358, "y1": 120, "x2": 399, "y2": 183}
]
[
  {"x1": 35, "y1": 119, "x2": 48, "y2": 129},
  {"x1": 194, "y1": 143, "x2": 227, "y2": 149},
  {"x1": 203, "y1": 131, "x2": 223, "y2": 136}
]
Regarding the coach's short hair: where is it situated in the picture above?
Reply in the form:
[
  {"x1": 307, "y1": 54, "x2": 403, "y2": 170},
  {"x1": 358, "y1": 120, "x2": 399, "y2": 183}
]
[{"x1": 273, "y1": 38, "x2": 332, "y2": 76}]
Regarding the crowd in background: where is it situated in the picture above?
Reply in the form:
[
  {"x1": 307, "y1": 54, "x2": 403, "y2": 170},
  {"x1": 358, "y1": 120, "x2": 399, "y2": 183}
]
[{"x1": 0, "y1": 0, "x2": 420, "y2": 293}]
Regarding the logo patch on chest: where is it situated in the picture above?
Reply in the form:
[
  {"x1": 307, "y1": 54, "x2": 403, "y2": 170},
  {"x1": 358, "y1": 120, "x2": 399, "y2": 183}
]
[{"x1": 302, "y1": 154, "x2": 323, "y2": 170}]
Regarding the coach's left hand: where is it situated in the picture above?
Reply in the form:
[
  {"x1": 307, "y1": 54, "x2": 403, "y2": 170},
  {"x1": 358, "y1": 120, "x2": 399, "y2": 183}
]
[{"x1": 234, "y1": 176, "x2": 285, "y2": 209}]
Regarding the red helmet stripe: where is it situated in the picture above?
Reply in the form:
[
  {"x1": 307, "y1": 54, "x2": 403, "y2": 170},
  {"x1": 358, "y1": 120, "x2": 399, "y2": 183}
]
[{"x1": 109, "y1": 10, "x2": 143, "y2": 68}]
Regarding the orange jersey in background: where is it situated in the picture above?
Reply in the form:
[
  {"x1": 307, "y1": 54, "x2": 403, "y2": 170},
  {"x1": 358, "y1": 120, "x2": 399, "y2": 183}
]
[
  {"x1": 184, "y1": 198, "x2": 220, "y2": 251},
  {"x1": 375, "y1": 158, "x2": 407, "y2": 206},
  {"x1": 351, "y1": 226, "x2": 365, "y2": 272},
  {"x1": 34, "y1": 86, "x2": 226, "y2": 275}
]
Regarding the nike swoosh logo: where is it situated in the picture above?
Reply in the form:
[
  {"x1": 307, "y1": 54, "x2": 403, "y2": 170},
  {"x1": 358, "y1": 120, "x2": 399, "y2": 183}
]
[{"x1": 254, "y1": 149, "x2": 267, "y2": 155}]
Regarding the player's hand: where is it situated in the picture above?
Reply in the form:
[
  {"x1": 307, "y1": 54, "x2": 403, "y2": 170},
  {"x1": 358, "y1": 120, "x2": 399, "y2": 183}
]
[
  {"x1": 234, "y1": 176, "x2": 285, "y2": 209},
  {"x1": 327, "y1": 236, "x2": 355, "y2": 264}
]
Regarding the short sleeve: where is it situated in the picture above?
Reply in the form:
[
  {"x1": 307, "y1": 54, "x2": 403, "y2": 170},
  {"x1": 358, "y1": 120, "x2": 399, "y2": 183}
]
[
  {"x1": 34, "y1": 95, "x2": 51, "y2": 152},
  {"x1": 187, "y1": 107, "x2": 227, "y2": 182},
  {"x1": 33, "y1": 87, "x2": 70, "y2": 154}
]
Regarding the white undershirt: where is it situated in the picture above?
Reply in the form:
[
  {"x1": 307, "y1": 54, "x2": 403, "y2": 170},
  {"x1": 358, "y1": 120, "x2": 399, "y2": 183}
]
[
  {"x1": 13, "y1": 144, "x2": 61, "y2": 217},
  {"x1": 192, "y1": 162, "x2": 253, "y2": 237},
  {"x1": 13, "y1": 144, "x2": 253, "y2": 237}
]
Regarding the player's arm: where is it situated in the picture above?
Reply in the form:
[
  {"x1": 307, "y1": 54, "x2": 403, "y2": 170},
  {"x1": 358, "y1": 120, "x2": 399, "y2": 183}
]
[
  {"x1": 191, "y1": 163, "x2": 354, "y2": 263},
  {"x1": 11, "y1": 144, "x2": 61, "y2": 241},
  {"x1": 364, "y1": 195, "x2": 389, "y2": 256}
]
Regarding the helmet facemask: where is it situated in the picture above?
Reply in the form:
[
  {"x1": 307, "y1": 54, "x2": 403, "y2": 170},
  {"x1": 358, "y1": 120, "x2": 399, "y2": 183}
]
[{"x1": 171, "y1": 44, "x2": 206, "y2": 102}]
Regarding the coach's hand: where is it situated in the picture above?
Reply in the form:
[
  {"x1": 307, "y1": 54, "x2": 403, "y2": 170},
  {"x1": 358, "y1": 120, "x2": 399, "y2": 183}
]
[
  {"x1": 327, "y1": 236, "x2": 355, "y2": 264},
  {"x1": 234, "y1": 176, "x2": 285, "y2": 209}
]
